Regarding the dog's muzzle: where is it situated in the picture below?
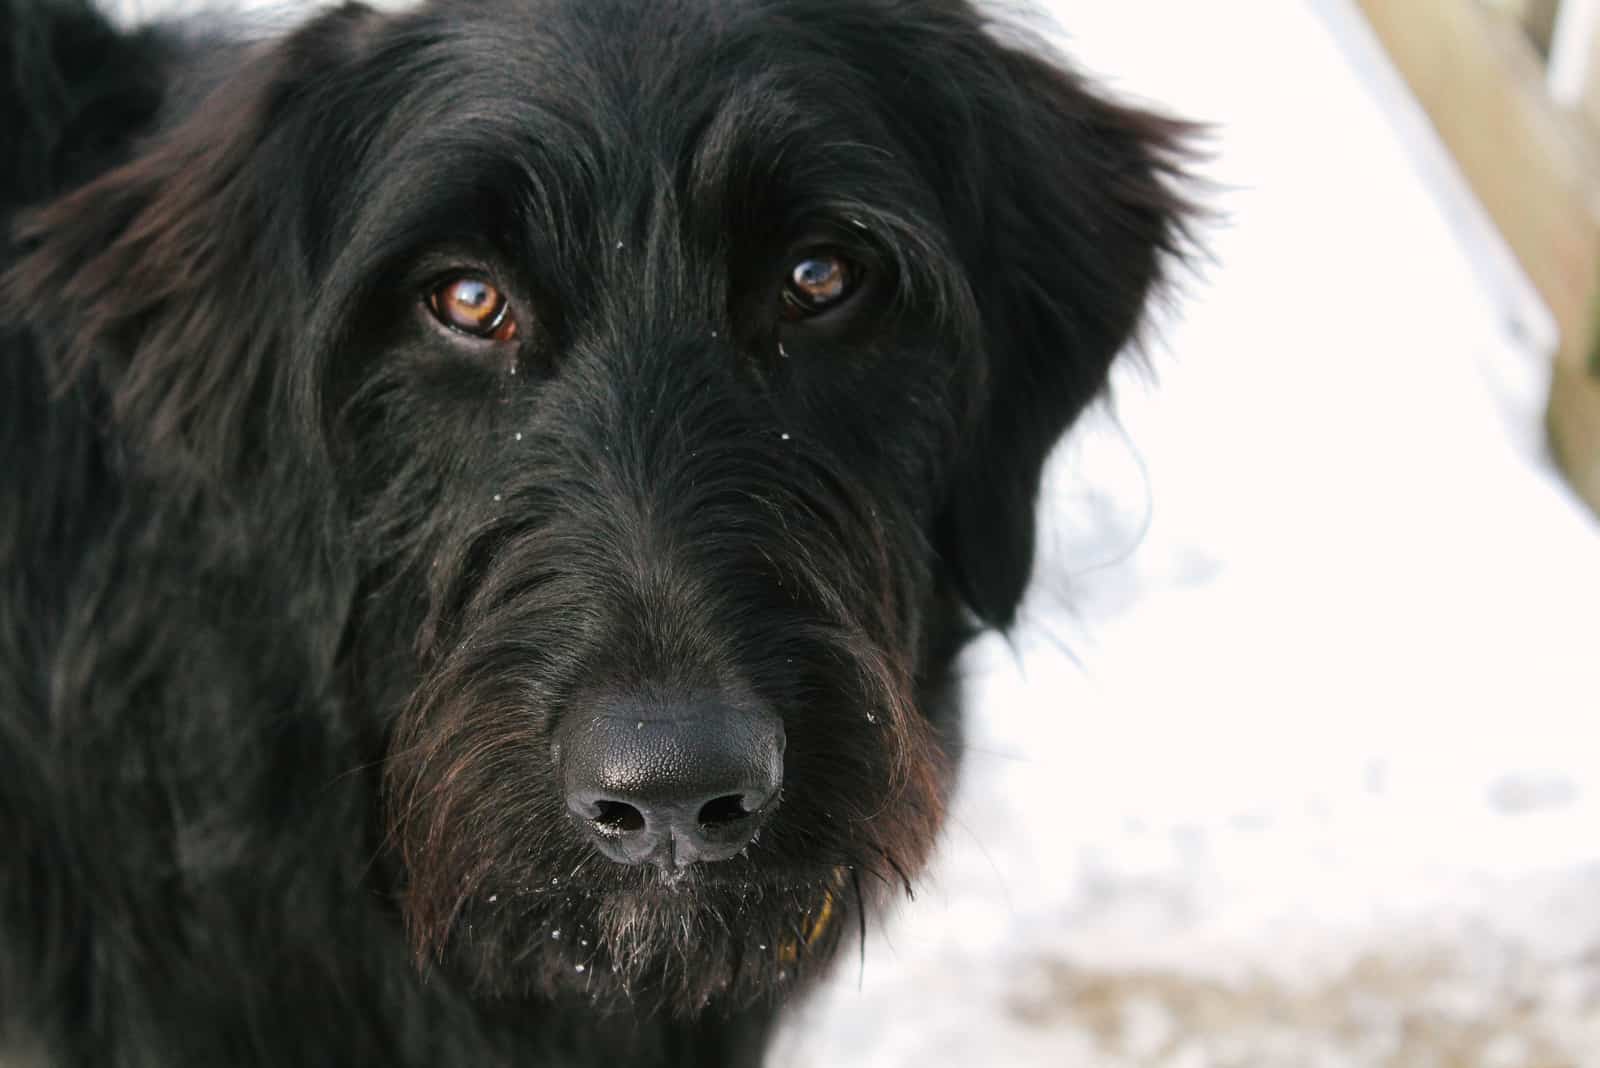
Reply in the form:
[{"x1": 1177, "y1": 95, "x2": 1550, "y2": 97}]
[{"x1": 555, "y1": 697, "x2": 784, "y2": 870}]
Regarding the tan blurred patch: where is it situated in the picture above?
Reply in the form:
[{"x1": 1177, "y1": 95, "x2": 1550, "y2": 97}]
[{"x1": 1007, "y1": 950, "x2": 1600, "y2": 1068}]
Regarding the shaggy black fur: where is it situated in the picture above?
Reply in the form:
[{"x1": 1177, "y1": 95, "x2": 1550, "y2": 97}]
[{"x1": 0, "y1": 0, "x2": 1190, "y2": 1064}]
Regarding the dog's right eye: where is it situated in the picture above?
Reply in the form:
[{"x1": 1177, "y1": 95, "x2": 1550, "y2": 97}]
[
  {"x1": 780, "y1": 251, "x2": 862, "y2": 323},
  {"x1": 426, "y1": 275, "x2": 519, "y2": 342}
]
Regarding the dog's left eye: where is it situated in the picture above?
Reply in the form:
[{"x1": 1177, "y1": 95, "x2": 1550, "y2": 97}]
[
  {"x1": 780, "y1": 252, "x2": 860, "y2": 322},
  {"x1": 427, "y1": 275, "x2": 519, "y2": 342}
]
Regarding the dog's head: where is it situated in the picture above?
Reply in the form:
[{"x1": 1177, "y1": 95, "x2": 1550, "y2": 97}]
[{"x1": 10, "y1": 0, "x2": 1188, "y2": 1016}]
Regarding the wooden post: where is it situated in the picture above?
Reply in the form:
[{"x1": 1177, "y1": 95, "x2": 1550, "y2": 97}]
[{"x1": 1355, "y1": 0, "x2": 1600, "y2": 515}]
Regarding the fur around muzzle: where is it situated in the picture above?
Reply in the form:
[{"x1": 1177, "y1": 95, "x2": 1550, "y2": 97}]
[{"x1": 380, "y1": 360, "x2": 950, "y2": 1010}]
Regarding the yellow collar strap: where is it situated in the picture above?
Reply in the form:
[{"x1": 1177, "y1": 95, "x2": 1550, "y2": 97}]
[{"x1": 776, "y1": 871, "x2": 844, "y2": 964}]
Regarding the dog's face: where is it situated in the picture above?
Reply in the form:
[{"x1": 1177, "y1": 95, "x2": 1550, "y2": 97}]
[{"x1": 12, "y1": 0, "x2": 1184, "y2": 1019}]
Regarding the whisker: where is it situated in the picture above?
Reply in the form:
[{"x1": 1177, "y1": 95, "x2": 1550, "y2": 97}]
[{"x1": 852, "y1": 867, "x2": 867, "y2": 990}]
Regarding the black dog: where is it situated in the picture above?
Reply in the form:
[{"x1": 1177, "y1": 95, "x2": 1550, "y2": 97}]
[{"x1": 0, "y1": 0, "x2": 1189, "y2": 1063}]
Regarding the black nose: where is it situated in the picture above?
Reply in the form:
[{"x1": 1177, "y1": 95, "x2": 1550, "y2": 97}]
[{"x1": 556, "y1": 697, "x2": 784, "y2": 869}]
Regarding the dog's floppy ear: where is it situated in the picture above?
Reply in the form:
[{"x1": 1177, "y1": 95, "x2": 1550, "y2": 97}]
[
  {"x1": 935, "y1": 32, "x2": 1192, "y2": 629},
  {"x1": 4, "y1": 3, "x2": 379, "y2": 489}
]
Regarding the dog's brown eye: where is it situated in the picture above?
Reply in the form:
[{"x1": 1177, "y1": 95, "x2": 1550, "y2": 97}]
[
  {"x1": 781, "y1": 253, "x2": 858, "y2": 321},
  {"x1": 427, "y1": 276, "x2": 518, "y2": 342}
]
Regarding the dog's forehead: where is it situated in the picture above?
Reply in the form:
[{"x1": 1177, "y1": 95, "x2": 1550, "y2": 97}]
[
  {"x1": 326, "y1": 0, "x2": 960, "y2": 293},
  {"x1": 381, "y1": 0, "x2": 941, "y2": 175}
]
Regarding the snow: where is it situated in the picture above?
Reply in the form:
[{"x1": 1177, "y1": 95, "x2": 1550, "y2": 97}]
[{"x1": 771, "y1": 2, "x2": 1600, "y2": 1064}]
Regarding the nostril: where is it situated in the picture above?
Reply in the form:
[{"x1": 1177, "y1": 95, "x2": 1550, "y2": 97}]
[
  {"x1": 697, "y1": 793, "x2": 754, "y2": 828},
  {"x1": 591, "y1": 800, "x2": 645, "y2": 835}
]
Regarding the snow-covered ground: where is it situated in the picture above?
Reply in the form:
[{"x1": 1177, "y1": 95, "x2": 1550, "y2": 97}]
[
  {"x1": 109, "y1": 0, "x2": 1600, "y2": 1062},
  {"x1": 772, "y1": 3, "x2": 1600, "y2": 1065}
]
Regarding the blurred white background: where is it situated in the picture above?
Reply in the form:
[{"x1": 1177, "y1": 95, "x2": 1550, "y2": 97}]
[{"x1": 109, "y1": 0, "x2": 1600, "y2": 1063}]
